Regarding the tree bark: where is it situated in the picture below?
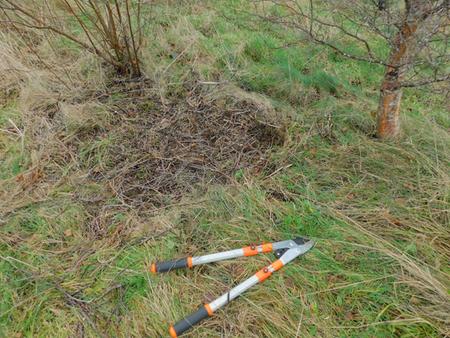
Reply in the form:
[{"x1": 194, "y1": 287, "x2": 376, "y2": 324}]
[
  {"x1": 376, "y1": 0, "x2": 433, "y2": 139},
  {"x1": 377, "y1": 20, "x2": 417, "y2": 138},
  {"x1": 377, "y1": 82, "x2": 403, "y2": 138}
]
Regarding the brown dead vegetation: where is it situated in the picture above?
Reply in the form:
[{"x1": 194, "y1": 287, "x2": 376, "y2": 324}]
[{"x1": 25, "y1": 78, "x2": 286, "y2": 209}]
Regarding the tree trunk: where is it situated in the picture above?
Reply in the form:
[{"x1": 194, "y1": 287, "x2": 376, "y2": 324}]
[
  {"x1": 377, "y1": 70, "x2": 404, "y2": 138},
  {"x1": 377, "y1": 24, "x2": 417, "y2": 139},
  {"x1": 376, "y1": 0, "x2": 430, "y2": 139}
]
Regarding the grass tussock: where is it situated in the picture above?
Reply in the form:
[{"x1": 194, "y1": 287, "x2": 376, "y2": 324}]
[{"x1": 1, "y1": 1, "x2": 449, "y2": 337}]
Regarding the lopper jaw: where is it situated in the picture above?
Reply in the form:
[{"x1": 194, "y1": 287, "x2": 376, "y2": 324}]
[{"x1": 274, "y1": 237, "x2": 315, "y2": 258}]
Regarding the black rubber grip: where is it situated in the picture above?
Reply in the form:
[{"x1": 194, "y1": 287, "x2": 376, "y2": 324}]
[
  {"x1": 172, "y1": 306, "x2": 209, "y2": 336},
  {"x1": 155, "y1": 258, "x2": 188, "y2": 273}
]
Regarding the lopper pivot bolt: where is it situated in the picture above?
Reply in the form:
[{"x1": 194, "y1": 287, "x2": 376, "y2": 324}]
[{"x1": 151, "y1": 237, "x2": 314, "y2": 337}]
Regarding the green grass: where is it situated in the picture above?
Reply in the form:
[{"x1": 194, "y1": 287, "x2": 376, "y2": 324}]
[
  {"x1": 0, "y1": 103, "x2": 26, "y2": 180},
  {"x1": 1, "y1": 1, "x2": 449, "y2": 337}
]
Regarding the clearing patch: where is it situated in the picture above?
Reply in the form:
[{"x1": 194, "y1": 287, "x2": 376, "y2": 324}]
[
  {"x1": 30, "y1": 79, "x2": 286, "y2": 209},
  {"x1": 101, "y1": 82, "x2": 285, "y2": 206}
]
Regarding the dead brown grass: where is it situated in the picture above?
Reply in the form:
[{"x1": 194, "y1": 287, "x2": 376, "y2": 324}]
[
  {"x1": 17, "y1": 75, "x2": 286, "y2": 212},
  {"x1": 95, "y1": 80, "x2": 285, "y2": 207}
]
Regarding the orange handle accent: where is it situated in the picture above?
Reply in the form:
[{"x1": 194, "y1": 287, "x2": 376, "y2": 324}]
[
  {"x1": 255, "y1": 259, "x2": 284, "y2": 282},
  {"x1": 243, "y1": 245, "x2": 258, "y2": 256},
  {"x1": 187, "y1": 257, "x2": 193, "y2": 268},
  {"x1": 256, "y1": 267, "x2": 272, "y2": 282},
  {"x1": 261, "y1": 243, "x2": 273, "y2": 253},
  {"x1": 150, "y1": 263, "x2": 156, "y2": 274},
  {"x1": 243, "y1": 243, "x2": 273, "y2": 256},
  {"x1": 271, "y1": 259, "x2": 284, "y2": 271},
  {"x1": 204, "y1": 304, "x2": 213, "y2": 316},
  {"x1": 169, "y1": 326, "x2": 177, "y2": 338}
]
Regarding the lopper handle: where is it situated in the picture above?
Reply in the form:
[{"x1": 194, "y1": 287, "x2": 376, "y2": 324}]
[
  {"x1": 169, "y1": 305, "x2": 211, "y2": 337},
  {"x1": 150, "y1": 257, "x2": 193, "y2": 273}
]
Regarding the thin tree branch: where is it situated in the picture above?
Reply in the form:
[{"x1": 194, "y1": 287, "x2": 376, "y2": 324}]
[{"x1": 401, "y1": 74, "x2": 450, "y2": 88}]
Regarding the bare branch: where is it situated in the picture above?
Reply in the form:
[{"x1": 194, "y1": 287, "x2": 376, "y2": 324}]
[
  {"x1": 401, "y1": 74, "x2": 450, "y2": 88},
  {"x1": 0, "y1": 0, "x2": 144, "y2": 77}
]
